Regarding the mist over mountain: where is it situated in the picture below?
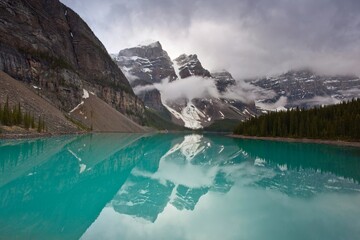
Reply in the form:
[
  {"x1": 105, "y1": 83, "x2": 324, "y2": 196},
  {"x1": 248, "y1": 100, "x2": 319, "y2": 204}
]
[{"x1": 112, "y1": 40, "x2": 360, "y2": 130}]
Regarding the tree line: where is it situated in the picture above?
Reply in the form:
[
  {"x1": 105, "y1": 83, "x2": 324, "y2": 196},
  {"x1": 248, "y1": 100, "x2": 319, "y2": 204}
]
[
  {"x1": 234, "y1": 98, "x2": 360, "y2": 141},
  {"x1": 0, "y1": 97, "x2": 46, "y2": 133}
]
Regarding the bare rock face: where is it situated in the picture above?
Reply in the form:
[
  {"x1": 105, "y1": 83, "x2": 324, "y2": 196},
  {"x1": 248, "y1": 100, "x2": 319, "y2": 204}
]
[
  {"x1": 212, "y1": 71, "x2": 236, "y2": 93},
  {"x1": 115, "y1": 41, "x2": 177, "y2": 85},
  {"x1": 114, "y1": 41, "x2": 176, "y2": 118},
  {"x1": 174, "y1": 54, "x2": 211, "y2": 79},
  {"x1": 0, "y1": 0, "x2": 144, "y2": 122}
]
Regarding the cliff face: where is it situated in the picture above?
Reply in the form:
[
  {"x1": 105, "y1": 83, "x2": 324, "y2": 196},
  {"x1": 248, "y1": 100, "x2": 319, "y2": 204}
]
[{"x1": 0, "y1": 0, "x2": 144, "y2": 122}]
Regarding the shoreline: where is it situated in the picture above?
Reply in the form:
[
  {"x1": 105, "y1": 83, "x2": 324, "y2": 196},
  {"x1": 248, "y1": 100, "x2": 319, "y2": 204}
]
[
  {"x1": 228, "y1": 134, "x2": 360, "y2": 148},
  {"x1": 0, "y1": 132, "x2": 86, "y2": 140},
  {"x1": 0, "y1": 130, "x2": 157, "y2": 140}
]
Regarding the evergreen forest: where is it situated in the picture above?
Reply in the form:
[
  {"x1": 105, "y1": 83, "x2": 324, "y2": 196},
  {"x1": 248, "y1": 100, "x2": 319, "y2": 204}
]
[
  {"x1": 0, "y1": 97, "x2": 46, "y2": 133},
  {"x1": 234, "y1": 99, "x2": 360, "y2": 141}
]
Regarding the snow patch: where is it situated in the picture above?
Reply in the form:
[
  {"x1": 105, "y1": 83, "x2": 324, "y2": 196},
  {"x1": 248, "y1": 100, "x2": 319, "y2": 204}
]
[
  {"x1": 180, "y1": 101, "x2": 205, "y2": 129},
  {"x1": 173, "y1": 59, "x2": 181, "y2": 79},
  {"x1": 219, "y1": 111, "x2": 225, "y2": 119},
  {"x1": 69, "y1": 101, "x2": 84, "y2": 113},
  {"x1": 243, "y1": 109, "x2": 255, "y2": 117},
  {"x1": 83, "y1": 89, "x2": 89, "y2": 99},
  {"x1": 142, "y1": 68, "x2": 152, "y2": 73},
  {"x1": 161, "y1": 98, "x2": 204, "y2": 129}
]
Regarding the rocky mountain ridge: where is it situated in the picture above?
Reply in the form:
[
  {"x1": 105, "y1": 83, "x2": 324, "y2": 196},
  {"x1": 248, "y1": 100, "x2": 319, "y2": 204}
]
[
  {"x1": 113, "y1": 42, "x2": 257, "y2": 130},
  {"x1": 250, "y1": 69, "x2": 360, "y2": 110},
  {"x1": 0, "y1": 0, "x2": 145, "y2": 133}
]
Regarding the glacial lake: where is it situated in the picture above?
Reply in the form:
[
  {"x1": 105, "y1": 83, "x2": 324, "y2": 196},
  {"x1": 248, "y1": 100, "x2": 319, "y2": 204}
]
[{"x1": 0, "y1": 133, "x2": 360, "y2": 240}]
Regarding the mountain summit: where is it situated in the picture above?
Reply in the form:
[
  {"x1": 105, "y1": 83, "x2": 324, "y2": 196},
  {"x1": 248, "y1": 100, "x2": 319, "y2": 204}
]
[{"x1": 113, "y1": 41, "x2": 257, "y2": 130}]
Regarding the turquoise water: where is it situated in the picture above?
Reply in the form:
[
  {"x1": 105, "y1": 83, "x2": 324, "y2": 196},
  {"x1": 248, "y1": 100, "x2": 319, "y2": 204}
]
[{"x1": 0, "y1": 134, "x2": 360, "y2": 240}]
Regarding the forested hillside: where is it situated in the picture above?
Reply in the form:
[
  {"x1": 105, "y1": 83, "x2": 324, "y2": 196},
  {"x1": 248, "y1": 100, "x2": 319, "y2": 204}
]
[{"x1": 234, "y1": 99, "x2": 360, "y2": 141}]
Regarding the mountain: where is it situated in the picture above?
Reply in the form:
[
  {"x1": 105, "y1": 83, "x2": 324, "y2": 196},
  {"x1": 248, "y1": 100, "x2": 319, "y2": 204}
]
[
  {"x1": 173, "y1": 54, "x2": 211, "y2": 79},
  {"x1": 116, "y1": 41, "x2": 177, "y2": 85},
  {"x1": 113, "y1": 42, "x2": 257, "y2": 130},
  {"x1": 212, "y1": 71, "x2": 236, "y2": 93},
  {"x1": 250, "y1": 69, "x2": 360, "y2": 110},
  {"x1": 0, "y1": 0, "x2": 145, "y2": 133}
]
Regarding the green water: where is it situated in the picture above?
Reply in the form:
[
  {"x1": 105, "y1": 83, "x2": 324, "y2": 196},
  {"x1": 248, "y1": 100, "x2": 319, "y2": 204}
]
[{"x1": 0, "y1": 134, "x2": 360, "y2": 240}]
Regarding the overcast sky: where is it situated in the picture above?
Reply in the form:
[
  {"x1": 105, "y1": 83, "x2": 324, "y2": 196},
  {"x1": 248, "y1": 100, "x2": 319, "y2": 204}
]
[{"x1": 62, "y1": 0, "x2": 360, "y2": 79}]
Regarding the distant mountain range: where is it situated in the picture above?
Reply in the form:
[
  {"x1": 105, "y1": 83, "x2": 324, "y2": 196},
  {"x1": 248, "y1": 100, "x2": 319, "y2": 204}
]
[
  {"x1": 113, "y1": 41, "x2": 360, "y2": 130},
  {"x1": 113, "y1": 41, "x2": 257, "y2": 130},
  {"x1": 250, "y1": 70, "x2": 360, "y2": 110}
]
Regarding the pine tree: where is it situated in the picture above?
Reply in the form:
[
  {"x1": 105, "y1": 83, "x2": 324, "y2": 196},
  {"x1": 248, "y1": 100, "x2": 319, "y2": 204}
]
[
  {"x1": 24, "y1": 112, "x2": 30, "y2": 130},
  {"x1": 31, "y1": 115, "x2": 35, "y2": 129},
  {"x1": 3, "y1": 96, "x2": 10, "y2": 126},
  {"x1": 37, "y1": 116, "x2": 42, "y2": 133},
  {"x1": 0, "y1": 103, "x2": 3, "y2": 124},
  {"x1": 16, "y1": 103, "x2": 22, "y2": 125},
  {"x1": 234, "y1": 99, "x2": 360, "y2": 141}
]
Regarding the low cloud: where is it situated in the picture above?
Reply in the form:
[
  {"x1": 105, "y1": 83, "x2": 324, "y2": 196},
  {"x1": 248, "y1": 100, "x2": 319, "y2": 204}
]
[
  {"x1": 256, "y1": 96, "x2": 288, "y2": 111},
  {"x1": 134, "y1": 75, "x2": 277, "y2": 104},
  {"x1": 221, "y1": 80, "x2": 276, "y2": 103},
  {"x1": 338, "y1": 88, "x2": 360, "y2": 99},
  {"x1": 134, "y1": 76, "x2": 219, "y2": 102},
  {"x1": 293, "y1": 96, "x2": 341, "y2": 107}
]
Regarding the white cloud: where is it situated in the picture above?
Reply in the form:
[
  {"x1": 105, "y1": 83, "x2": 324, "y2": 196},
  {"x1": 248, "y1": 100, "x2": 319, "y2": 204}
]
[
  {"x1": 62, "y1": 0, "x2": 360, "y2": 80},
  {"x1": 134, "y1": 76, "x2": 219, "y2": 102},
  {"x1": 293, "y1": 96, "x2": 341, "y2": 107},
  {"x1": 256, "y1": 96, "x2": 288, "y2": 111},
  {"x1": 221, "y1": 80, "x2": 276, "y2": 103}
]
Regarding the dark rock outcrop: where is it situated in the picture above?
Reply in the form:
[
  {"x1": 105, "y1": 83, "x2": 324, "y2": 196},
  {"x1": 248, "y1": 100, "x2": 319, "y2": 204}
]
[
  {"x1": 113, "y1": 41, "x2": 176, "y2": 120},
  {"x1": 0, "y1": 0, "x2": 144, "y2": 122},
  {"x1": 212, "y1": 71, "x2": 236, "y2": 93},
  {"x1": 174, "y1": 54, "x2": 211, "y2": 79},
  {"x1": 115, "y1": 41, "x2": 177, "y2": 85}
]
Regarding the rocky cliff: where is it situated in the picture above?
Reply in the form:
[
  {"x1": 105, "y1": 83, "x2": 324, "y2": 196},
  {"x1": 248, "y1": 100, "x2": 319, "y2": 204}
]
[
  {"x1": 114, "y1": 41, "x2": 177, "y2": 122},
  {"x1": 212, "y1": 71, "x2": 236, "y2": 93},
  {"x1": 0, "y1": 0, "x2": 144, "y2": 123},
  {"x1": 173, "y1": 54, "x2": 211, "y2": 79}
]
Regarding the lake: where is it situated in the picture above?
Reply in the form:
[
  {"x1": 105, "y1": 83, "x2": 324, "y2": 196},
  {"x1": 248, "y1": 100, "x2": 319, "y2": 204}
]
[{"x1": 0, "y1": 133, "x2": 360, "y2": 240}]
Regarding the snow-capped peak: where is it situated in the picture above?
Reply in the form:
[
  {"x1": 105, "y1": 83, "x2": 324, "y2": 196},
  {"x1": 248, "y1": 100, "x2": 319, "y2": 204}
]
[{"x1": 137, "y1": 40, "x2": 162, "y2": 49}]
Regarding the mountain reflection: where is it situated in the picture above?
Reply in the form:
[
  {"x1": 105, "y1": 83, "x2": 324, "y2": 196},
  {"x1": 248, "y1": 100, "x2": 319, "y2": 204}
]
[
  {"x1": 111, "y1": 134, "x2": 239, "y2": 222},
  {"x1": 0, "y1": 134, "x2": 359, "y2": 239},
  {"x1": 235, "y1": 139, "x2": 360, "y2": 197}
]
